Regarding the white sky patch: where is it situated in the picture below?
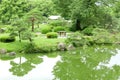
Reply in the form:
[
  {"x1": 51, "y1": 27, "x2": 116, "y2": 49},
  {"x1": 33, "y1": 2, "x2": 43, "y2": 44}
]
[{"x1": 96, "y1": 49, "x2": 120, "y2": 69}]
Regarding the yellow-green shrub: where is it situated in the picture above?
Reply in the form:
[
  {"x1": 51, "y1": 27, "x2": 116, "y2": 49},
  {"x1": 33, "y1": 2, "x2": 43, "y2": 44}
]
[{"x1": 46, "y1": 32, "x2": 58, "y2": 38}]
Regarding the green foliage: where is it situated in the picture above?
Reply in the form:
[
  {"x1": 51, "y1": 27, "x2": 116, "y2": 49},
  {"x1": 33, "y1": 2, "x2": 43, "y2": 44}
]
[
  {"x1": 53, "y1": 0, "x2": 72, "y2": 19},
  {"x1": 66, "y1": 32, "x2": 87, "y2": 47},
  {"x1": 0, "y1": 35, "x2": 15, "y2": 43},
  {"x1": 92, "y1": 28, "x2": 108, "y2": 35},
  {"x1": 41, "y1": 25, "x2": 52, "y2": 34},
  {"x1": 24, "y1": 43, "x2": 57, "y2": 53},
  {"x1": 31, "y1": 0, "x2": 55, "y2": 17},
  {"x1": 21, "y1": 31, "x2": 33, "y2": 43},
  {"x1": 0, "y1": 25, "x2": 13, "y2": 33},
  {"x1": 24, "y1": 43, "x2": 39, "y2": 53},
  {"x1": 0, "y1": 28, "x2": 5, "y2": 33},
  {"x1": 66, "y1": 28, "x2": 120, "y2": 46},
  {"x1": 82, "y1": 27, "x2": 94, "y2": 36},
  {"x1": 48, "y1": 20, "x2": 65, "y2": 26},
  {"x1": 53, "y1": 0, "x2": 117, "y2": 31},
  {"x1": 92, "y1": 28, "x2": 114, "y2": 44},
  {"x1": 0, "y1": 0, "x2": 32, "y2": 24},
  {"x1": 46, "y1": 32, "x2": 58, "y2": 38},
  {"x1": 54, "y1": 26, "x2": 65, "y2": 32}
]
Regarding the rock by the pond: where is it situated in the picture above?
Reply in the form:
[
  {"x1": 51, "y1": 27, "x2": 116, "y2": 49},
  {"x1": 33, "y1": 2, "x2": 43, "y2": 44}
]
[
  {"x1": 8, "y1": 52, "x2": 16, "y2": 56},
  {"x1": 0, "y1": 49, "x2": 7, "y2": 54},
  {"x1": 57, "y1": 42, "x2": 67, "y2": 51},
  {"x1": 0, "y1": 28, "x2": 5, "y2": 33},
  {"x1": 67, "y1": 44, "x2": 75, "y2": 51}
]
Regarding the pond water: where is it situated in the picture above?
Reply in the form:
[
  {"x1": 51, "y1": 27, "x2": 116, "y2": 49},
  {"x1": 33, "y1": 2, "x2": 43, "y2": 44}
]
[{"x1": 1, "y1": 45, "x2": 120, "y2": 80}]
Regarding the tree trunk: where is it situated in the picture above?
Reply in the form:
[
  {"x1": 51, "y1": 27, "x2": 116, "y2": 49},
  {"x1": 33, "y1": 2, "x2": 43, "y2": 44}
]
[
  {"x1": 37, "y1": 23, "x2": 39, "y2": 28},
  {"x1": 31, "y1": 17, "x2": 35, "y2": 32},
  {"x1": 76, "y1": 19, "x2": 81, "y2": 31},
  {"x1": 18, "y1": 31, "x2": 21, "y2": 42},
  {"x1": 32, "y1": 20, "x2": 34, "y2": 32}
]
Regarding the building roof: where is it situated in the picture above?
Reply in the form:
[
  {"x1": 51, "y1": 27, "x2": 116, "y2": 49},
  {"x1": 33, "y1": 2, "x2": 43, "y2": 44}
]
[{"x1": 48, "y1": 15, "x2": 61, "y2": 20}]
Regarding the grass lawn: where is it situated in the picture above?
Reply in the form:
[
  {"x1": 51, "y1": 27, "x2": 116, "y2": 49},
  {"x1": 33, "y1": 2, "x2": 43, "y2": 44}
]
[
  {"x1": 0, "y1": 35, "x2": 66, "y2": 52},
  {"x1": 33, "y1": 37, "x2": 65, "y2": 47}
]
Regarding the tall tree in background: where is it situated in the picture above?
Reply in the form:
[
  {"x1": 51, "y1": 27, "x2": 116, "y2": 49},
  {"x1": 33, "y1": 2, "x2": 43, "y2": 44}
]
[{"x1": 53, "y1": 0, "x2": 115, "y2": 31}]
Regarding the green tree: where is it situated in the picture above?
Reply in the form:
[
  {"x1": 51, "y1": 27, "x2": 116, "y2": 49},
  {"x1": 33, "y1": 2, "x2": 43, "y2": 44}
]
[
  {"x1": 53, "y1": 0, "x2": 115, "y2": 31},
  {"x1": 11, "y1": 17, "x2": 34, "y2": 43},
  {"x1": 0, "y1": 0, "x2": 32, "y2": 24},
  {"x1": 23, "y1": 8, "x2": 42, "y2": 32},
  {"x1": 31, "y1": 0, "x2": 56, "y2": 17},
  {"x1": 10, "y1": 18, "x2": 28, "y2": 42}
]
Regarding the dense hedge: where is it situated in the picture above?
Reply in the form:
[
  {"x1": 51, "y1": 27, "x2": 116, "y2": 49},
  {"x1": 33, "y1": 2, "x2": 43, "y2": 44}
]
[
  {"x1": 46, "y1": 32, "x2": 58, "y2": 38},
  {"x1": 54, "y1": 26, "x2": 65, "y2": 32},
  {"x1": 0, "y1": 35, "x2": 15, "y2": 43}
]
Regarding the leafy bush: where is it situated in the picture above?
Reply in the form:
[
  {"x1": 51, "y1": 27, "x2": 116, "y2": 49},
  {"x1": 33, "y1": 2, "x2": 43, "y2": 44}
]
[
  {"x1": 66, "y1": 32, "x2": 85, "y2": 47},
  {"x1": 0, "y1": 35, "x2": 15, "y2": 43},
  {"x1": 92, "y1": 28, "x2": 113, "y2": 44},
  {"x1": 24, "y1": 43, "x2": 39, "y2": 53},
  {"x1": 24, "y1": 43, "x2": 57, "y2": 53},
  {"x1": 48, "y1": 20, "x2": 66, "y2": 26},
  {"x1": 54, "y1": 26, "x2": 65, "y2": 32},
  {"x1": 92, "y1": 28, "x2": 107, "y2": 34},
  {"x1": 3, "y1": 25, "x2": 13, "y2": 33},
  {"x1": 66, "y1": 32, "x2": 94, "y2": 47},
  {"x1": 40, "y1": 26, "x2": 52, "y2": 34},
  {"x1": 69, "y1": 23, "x2": 77, "y2": 31},
  {"x1": 46, "y1": 32, "x2": 58, "y2": 38},
  {"x1": 82, "y1": 27, "x2": 94, "y2": 36}
]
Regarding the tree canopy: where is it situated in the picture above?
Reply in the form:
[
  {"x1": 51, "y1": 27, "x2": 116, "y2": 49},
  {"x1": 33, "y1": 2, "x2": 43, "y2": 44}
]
[
  {"x1": 0, "y1": 0, "x2": 120, "y2": 31},
  {"x1": 53, "y1": 0, "x2": 120, "y2": 31}
]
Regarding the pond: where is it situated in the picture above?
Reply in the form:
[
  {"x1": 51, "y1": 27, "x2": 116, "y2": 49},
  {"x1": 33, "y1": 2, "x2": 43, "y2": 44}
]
[{"x1": 1, "y1": 45, "x2": 120, "y2": 80}]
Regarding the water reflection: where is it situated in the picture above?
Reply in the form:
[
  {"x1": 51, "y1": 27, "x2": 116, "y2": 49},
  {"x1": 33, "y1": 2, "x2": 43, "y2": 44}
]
[
  {"x1": 96, "y1": 49, "x2": 120, "y2": 69},
  {"x1": 9, "y1": 55, "x2": 42, "y2": 77},
  {"x1": 53, "y1": 46, "x2": 120, "y2": 80},
  {"x1": 1, "y1": 46, "x2": 120, "y2": 80},
  {"x1": 0, "y1": 53, "x2": 61, "y2": 80}
]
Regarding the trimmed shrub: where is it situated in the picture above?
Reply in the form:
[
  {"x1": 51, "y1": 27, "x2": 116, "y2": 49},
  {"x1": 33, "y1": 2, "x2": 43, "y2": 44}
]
[
  {"x1": 54, "y1": 26, "x2": 65, "y2": 32},
  {"x1": 0, "y1": 35, "x2": 15, "y2": 43},
  {"x1": 46, "y1": 32, "x2": 58, "y2": 38},
  {"x1": 41, "y1": 26, "x2": 52, "y2": 34}
]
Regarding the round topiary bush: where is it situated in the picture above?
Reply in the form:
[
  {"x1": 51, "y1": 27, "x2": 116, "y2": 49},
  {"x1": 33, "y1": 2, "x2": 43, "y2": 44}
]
[
  {"x1": 54, "y1": 26, "x2": 65, "y2": 32},
  {"x1": 0, "y1": 35, "x2": 15, "y2": 43},
  {"x1": 46, "y1": 32, "x2": 58, "y2": 38}
]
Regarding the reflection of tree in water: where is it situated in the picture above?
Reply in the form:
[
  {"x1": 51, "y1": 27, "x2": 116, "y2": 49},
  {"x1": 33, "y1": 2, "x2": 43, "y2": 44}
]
[
  {"x1": 53, "y1": 46, "x2": 120, "y2": 80},
  {"x1": 9, "y1": 54, "x2": 43, "y2": 77}
]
